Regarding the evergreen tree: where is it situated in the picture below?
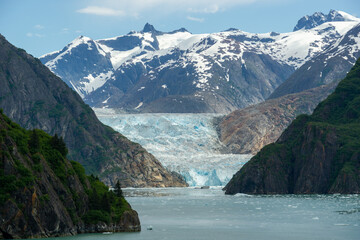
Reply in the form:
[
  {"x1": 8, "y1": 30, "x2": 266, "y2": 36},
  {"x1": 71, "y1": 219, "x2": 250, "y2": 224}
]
[
  {"x1": 101, "y1": 193, "x2": 111, "y2": 212},
  {"x1": 89, "y1": 188, "x2": 101, "y2": 210},
  {"x1": 114, "y1": 180, "x2": 123, "y2": 198},
  {"x1": 28, "y1": 129, "x2": 40, "y2": 154},
  {"x1": 50, "y1": 134, "x2": 68, "y2": 157}
]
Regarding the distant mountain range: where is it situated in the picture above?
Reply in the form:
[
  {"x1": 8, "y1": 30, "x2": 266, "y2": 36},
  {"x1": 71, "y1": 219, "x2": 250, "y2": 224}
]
[{"x1": 41, "y1": 10, "x2": 360, "y2": 113}]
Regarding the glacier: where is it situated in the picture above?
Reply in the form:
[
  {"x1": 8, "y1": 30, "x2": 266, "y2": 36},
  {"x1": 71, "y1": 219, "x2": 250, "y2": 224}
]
[{"x1": 94, "y1": 108, "x2": 252, "y2": 186}]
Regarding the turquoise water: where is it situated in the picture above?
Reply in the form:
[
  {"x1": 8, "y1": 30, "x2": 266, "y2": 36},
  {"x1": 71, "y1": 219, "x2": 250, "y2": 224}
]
[{"x1": 36, "y1": 188, "x2": 359, "y2": 240}]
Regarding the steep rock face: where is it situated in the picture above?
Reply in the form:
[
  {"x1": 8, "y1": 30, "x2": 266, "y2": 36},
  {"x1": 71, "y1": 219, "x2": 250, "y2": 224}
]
[
  {"x1": 0, "y1": 111, "x2": 140, "y2": 239},
  {"x1": 224, "y1": 58, "x2": 360, "y2": 194},
  {"x1": 40, "y1": 12, "x2": 360, "y2": 113},
  {"x1": 218, "y1": 82, "x2": 337, "y2": 154},
  {"x1": 270, "y1": 24, "x2": 360, "y2": 99},
  {"x1": 0, "y1": 34, "x2": 187, "y2": 187}
]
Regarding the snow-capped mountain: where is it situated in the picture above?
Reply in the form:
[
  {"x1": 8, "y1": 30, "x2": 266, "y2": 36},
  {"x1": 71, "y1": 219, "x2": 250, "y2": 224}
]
[
  {"x1": 270, "y1": 23, "x2": 360, "y2": 98},
  {"x1": 40, "y1": 10, "x2": 360, "y2": 113},
  {"x1": 293, "y1": 9, "x2": 360, "y2": 31}
]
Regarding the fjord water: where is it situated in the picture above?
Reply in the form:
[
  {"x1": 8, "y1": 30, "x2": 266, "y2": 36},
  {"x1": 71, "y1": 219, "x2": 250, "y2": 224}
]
[
  {"x1": 95, "y1": 109, "x2": 252, "y2": 186},
  {"x1": 89, "y1": 110, "x2": 359, "y2": 239},
  {"x1": 39, "y1": 188, "x2": 359, "y2": 240}
]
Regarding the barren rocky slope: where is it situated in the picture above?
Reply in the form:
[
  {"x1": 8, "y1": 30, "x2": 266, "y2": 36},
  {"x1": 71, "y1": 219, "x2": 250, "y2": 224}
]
[{"x1": 218, "y1": 82, "x2": 337, "y2": 154}]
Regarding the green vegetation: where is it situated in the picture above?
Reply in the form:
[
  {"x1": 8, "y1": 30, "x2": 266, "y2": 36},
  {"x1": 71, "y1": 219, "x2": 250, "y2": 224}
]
[
  {"x1": 83, "y1": 175, "x2": 130, "y2": 224},
  {"x1": 71, "y1": 160, "x2": 87, "y2": 185},
  {"x1": 48, "y1": 103, "x2": 65, "y2": 118},
  {"x1": 226, "y1": 58, "x2": 360, "y2": 194},
  {"x1": 0, "y1": 110, "x2": 132, "y2": 224}
]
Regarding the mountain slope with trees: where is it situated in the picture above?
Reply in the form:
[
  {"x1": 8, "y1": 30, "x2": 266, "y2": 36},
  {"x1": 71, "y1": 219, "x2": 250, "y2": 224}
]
[
  {"x1": 224, "y1": 58, "x2": 360, "y2": 194},
  {"x1": 0, "y1": 110, "x2": 140, "y2": 239}
]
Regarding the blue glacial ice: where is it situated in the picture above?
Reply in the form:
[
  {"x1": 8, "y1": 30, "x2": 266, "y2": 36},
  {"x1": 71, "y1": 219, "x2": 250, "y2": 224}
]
[{"x1": 95, "y1": 108, "x2": 252, "y2": 186}]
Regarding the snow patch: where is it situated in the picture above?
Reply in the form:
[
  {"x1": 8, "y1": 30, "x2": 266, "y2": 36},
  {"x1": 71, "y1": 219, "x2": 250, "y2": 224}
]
[
  {"x1": 134, "y1": 102, "x2": 143, "y2": 109},
  {"x1": 138, "y1": 86, "x2": 146, "y2": 91},
  {"x1": 99, "y1": 44, "x2": 142, "y2": 70},
  {"x1": 82, "y1": 70, "x2": 113, "y2": 94},
  {"x1": 102, "y1": 96, "x2": 111, "y2": 104},
  {"x1": 157, "y1": 31, "x2": 193, "y2": 49}
]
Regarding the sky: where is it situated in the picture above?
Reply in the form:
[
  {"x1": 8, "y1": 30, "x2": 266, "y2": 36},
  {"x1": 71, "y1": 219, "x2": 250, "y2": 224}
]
[{"x1": 0, "y1": 0, "x2": 359, "y2": 57}]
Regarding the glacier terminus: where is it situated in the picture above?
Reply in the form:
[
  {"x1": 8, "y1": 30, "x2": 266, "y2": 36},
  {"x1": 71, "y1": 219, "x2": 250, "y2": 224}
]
[{"x1": 95, "y1": 108, "x2": 252, "y2": 186}]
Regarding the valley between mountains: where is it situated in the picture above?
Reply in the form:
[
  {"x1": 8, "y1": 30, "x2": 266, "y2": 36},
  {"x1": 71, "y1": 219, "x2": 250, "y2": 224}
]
[
  {"x1": 38, "y1": 9, "x2": 360, "y2": 188},
  {"x1": 1, "y1": 8, "x2": 360, "y2": 239}
]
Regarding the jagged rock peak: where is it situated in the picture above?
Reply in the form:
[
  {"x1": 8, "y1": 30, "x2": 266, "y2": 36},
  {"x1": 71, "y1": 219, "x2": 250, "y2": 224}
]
[
  {"x1": 141, "y1": 23, "x2": 189, "y2": 35},
  {"x1": 293, "y1": 9, "x2": 360, "y2": 31},
  {"x1": 142, "y1": 23, "x2": 157, "y2": 33}
]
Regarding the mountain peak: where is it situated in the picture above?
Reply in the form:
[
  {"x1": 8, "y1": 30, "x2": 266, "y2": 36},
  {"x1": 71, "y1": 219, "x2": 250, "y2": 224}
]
[
  {"x1": 293, "y1": 10, "x2": 359, "y2": 31},
  {"x1": 169, "y1": 27, "x2": 190, "y2": 34},
  {"x1": 72, "y1": 35, "x2": 92, "y2": 43},
  {"x1": 142, "y1": 23, "x2": 157, "y2": 33}
]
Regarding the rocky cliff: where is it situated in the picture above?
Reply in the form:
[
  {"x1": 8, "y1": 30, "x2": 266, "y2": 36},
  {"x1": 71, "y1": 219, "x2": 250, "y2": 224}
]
[
  {"x1": 224, "y1": 58, "x2": 360, "y2": 194},
  {"x1": 0, "y1": 111, "x2": 140, "y2": 239},
  {"x1": 0, "y1": 34, "x2": 187, "y2": 187},
  {"x1": 218, "y1": 82, "x2": 337, "y2": 155}
]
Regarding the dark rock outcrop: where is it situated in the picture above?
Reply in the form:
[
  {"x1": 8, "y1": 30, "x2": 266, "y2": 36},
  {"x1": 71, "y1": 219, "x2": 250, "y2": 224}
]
[
  {"x1": 218, "y1": 82, "x2": 337, "y2": 154},
  {"x1": 0, "y1": 34, "x2": 187, "y2": 187},
  {"x1": 0, "y1": 111, "x2": 140, "y2": 239},
  {"x1": 224, "y1": 58, "x2": 360, "y2": 194}
]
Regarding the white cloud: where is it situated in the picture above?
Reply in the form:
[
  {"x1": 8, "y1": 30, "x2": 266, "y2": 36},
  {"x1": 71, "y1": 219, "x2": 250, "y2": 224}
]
[
  {"x1": 78, "y1": 0, "x2": 258, "y2": 17},
  {"x1": 187, "y1": 16, "x2": 204, "y2": 22},
  {"x1": 77, "y1": 6, "x2": 125, "y2": 16},
  {"x1": 187, "y1": 4, "x2": 220, "y2": 14},
  {"x1": 34, "y1": 24, "x2": 44, "y2": 30},
  {"x1": 26, "y1": 33, "x2": 45, "y2": 38}
]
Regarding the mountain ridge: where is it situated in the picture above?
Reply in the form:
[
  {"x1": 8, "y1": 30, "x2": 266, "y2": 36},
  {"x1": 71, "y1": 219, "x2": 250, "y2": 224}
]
[
  {"x1": 40, "y1": 10, "x2": 360, "y2": 113},
  {"x1": 293, "y1": 9, "x2": 360, "y2": 31},
  {"x1": 270, "y1": 23, "x2": 360, "y2": 99}
]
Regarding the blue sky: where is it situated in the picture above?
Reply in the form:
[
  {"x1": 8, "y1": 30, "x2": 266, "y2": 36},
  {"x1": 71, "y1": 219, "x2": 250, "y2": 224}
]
[{"x1": 0, "y1": 0, "x2": 359, "y2": 57}]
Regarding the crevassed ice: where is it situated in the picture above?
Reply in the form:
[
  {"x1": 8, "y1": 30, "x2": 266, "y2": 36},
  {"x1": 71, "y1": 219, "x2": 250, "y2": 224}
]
[{"x1": 94, "y1": 109, "x2": 252, "y2": 186}]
